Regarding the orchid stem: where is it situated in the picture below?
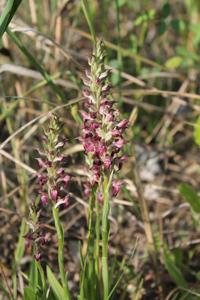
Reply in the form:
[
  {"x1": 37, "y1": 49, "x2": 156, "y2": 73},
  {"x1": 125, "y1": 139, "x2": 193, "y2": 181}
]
[
  {"x1": 102, "y1": 174, "x2": 112, "y2": 300},
  {"x1": 52, "y1": 206, "x2": 71, "y2": 300}
]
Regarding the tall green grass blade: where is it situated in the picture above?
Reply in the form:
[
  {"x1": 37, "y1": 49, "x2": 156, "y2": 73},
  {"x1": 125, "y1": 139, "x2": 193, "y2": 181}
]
[
  {"x1": 194, "y1": 116, "x2": 200, "y2": 146},
  {"x1": 47, "y1": 266, "x2": 67, "y2": 300},
  {"x1": 115, "y1": 0, "x2": 123, "y2": 86},
  {"x1": 81, "y1": 0, "x2": 96, "y2": 45},
  {"x1": 164, "y1": 247, "x2": 187, "y2": 288},
  {"x1": 29, "y1": 260, "x2": 38, "y2": 293},
  {"x1": 13, "y1": 218, "x2": 27, "y2": 299},
  {"x1": 0, "y1": 0, "x2": 22, "y2": 40},
  {"x1": 179, "y1": 183, "x2": 200, "y2": 213},
  {"x1": 6, "y1": 28, "x2": 64, "y2": 101},
  {"x1": 14, "y1": 218, "x2": 26, "y2": 264},
  {"x1": 23, "y1": 286, "x2": 36, "y2": 300},
  {"x1": 36, "y1": 262, "x2": 46, "y2": 290}
]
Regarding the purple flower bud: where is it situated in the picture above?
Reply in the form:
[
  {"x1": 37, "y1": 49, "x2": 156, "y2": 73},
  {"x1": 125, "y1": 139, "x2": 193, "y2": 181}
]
[
  {"x1": 25, "y1": 238, "x2": 31, "y2": 248},
  {"x1": 24, "y1": 233, "x2": 32, "y2": 248},
  {"x1": 117, "y1": 119, "x2": 129, "y2": 130},
  {"x1": 61, "y1": 175, "x2": 70, "y2": 185},
  {"x1": 91, "y1": 122, "x2": 99, "y2": 130},
  {"x1": 105, "y1": 112, "x2": 114, "y2": 123},
  {"x1": 91, "y1": 167, "x2": 101, "y2": 185},
  {"x1": 103, "y1": 156, "x2": 112, "y2": 169},
  {"x1": 37, "y1": 173, "x2": 48, "y2": 185},
  {"x1": 34, "y1": 252, "x2": 41, "y2": 261},
  {"x1": 83, "y1": 183, "x2": 91, "y2": 198},
  {"x1": 57, "y1": 175, "x2": 70, "y2": 186},
  {"x1": 119, "y1": 154, "x2": 128, "y2": 162},
  {"x1": 96, "y1": 142, "x2": 106, "y2": 155},
  {"x1": 57, "y1": 168, "x2": 65, "y2": 175},
  {"x1": 55, "y1": 195, "x2": 69, "y2": 208},
  {"x1": 111, "y1": 129, "x2": 121, "y2": 137},
  {"x1": 41, "y1": 193, "x2": 48, "y2": 205},
  {"x1": 113, "y1": 138, "x2": 124, "y2": 149},
  {"x1": 100, "y1": 98, "x2": 109, "y2": 107},
  {"x1": 84, "y1": 142, "x2": 95, "y2": 153},
  {"x1": 51, "y1": 189, "x2": 58, "y2": 201},
  {"x1": 102, "y1": 83, "x2": 111, "y2": 93},
  {"x1": 81, "y1": 111, "x2": 94, "y2": 122},
  {"x1": 112, "y1": 180, "x2": 121, "y2": 197},
  {"x1": 83, "y1": 130, "x2": 93, "y2": 139},
  {"x1": 35, "y1": 158, "x2": 48, "y2": 168}
]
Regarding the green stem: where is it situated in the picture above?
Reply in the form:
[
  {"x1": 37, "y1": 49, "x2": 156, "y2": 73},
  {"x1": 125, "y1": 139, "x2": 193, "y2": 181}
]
[
  {"x1": 87, "y1": 187, "x2": 96, "y2": 299},
  {"x1": 52, "y1": 206, "x2": 71, "y2": 300},
  {"x1": 95, "y1": 197, "x2": 100, "y2": 297},
  {"x1": 102, "y1": 174, "x2": 112, "y2": 300},
  {"x1": 80, "y1": 187, "x2": 96, "y2": 299}
]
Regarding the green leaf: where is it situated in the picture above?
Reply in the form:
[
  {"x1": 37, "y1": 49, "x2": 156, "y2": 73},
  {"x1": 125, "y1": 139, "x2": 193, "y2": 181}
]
[
  {"x1": 134, "y1": 15, "x2": 145, "y2": 26},
  {"x1": 164, "y1": 247, "x2": 187, "y2": 287},
  {"x1": 109, "y1": 59, "x2": 120, "y2": 85},
  {"x1": 194, "y1": 116, "x2": 200, "y2": 146},
  {"x1": 176, "y1": 46, "x2": 199, "y2": 61},
  {"x1": 191, "y1": 24, "x2": 200, "y2": 46},
  {"x1": 47, "y1": 266, "x2": 66, "y2": 300},
  {"x1": 14, "y1": 218, "x2": 26, "y2": 265},
  {"x1": 0, "y1": 0, "x2": 22, "y2": 40},
  {"x1": 71, "y1": 104, "x2": 82, "y2": 124},
  {"x1": 159, "y1": 21, "x2": 167, "y2": 35},
  {"x1": 29, "y1": 259, "x2": 38, "y2": 293},
  {"x1": 36, "y1": 261, "x2": 46, "y2": 290},
  {"x1": 117, "y1": 0, "x2": 127, "y2": 7},
  {"x1": 162, "y1": 3, "x2": 171, "y2": 19},
  {"x1": 165, "y1": 56, "x2": 182, "y2": 69},
  {"x1": 179, "y1": 183, "x2": 200, "y2": 213},
  {"x1": 171, "y1": 19, "x2": 186, "y2": 32},
  {"x1": 23, "y1": 286, "x2": 36, "y2": 300}
]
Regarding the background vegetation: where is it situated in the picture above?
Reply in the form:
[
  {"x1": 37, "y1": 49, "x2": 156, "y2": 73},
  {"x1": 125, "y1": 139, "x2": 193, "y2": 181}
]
[{"x1": 1, "y1": 0, "x2": 200, "y2": 299}]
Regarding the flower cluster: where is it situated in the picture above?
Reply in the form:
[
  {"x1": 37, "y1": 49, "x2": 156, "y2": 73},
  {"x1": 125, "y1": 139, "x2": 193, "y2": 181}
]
[
  {"x1": 35, "y1": 114, "x2": 70, "y2": 208},
  {"x1": 25, "y1": 114, "x2": 70, "y2": 260},
  {"x1": 81, "y1": 40, "x2": 128, "y2": 197}
]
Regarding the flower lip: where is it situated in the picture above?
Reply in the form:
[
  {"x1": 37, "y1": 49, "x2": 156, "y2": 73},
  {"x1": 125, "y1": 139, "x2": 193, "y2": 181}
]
[
  {"x1": 51, "y1": 189, "x2": 58, "y2": 201},
  {"x1": 34, "y1": 252, "x2": 41, "y2": 261},
  {"x1": 113, "y1": 138, "x2": 124, "y2": 149},
  {"x1": 41, "y1": 193, "x2": 48, "y2": 205},
  {"x1": 112, "y1": 180, "x2": 122, "y2": 197}
]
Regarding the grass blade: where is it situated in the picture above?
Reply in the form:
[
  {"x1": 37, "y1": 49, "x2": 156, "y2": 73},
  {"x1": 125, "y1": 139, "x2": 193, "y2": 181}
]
[
  {"x1": 47, "y1": 265, "x2": 67, "y2": 300},
  {"x1": 81, "y1": 0, "x2": 96, "y2": 45},
  {"x1": 0, "y1": 0, "x2": 22, "y2": 40},
  {"x1": 6, "y1": 28, "x2": 64, "y2": 101}
]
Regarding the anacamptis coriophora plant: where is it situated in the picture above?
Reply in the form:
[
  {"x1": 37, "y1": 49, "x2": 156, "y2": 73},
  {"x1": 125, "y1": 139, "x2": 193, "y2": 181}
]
[
  {"x1": 25, "y1": 114, "x2": 71, "y2": 300},
  {"x1": 80, "y1": 39, "x2": 128, "y2": 300}
]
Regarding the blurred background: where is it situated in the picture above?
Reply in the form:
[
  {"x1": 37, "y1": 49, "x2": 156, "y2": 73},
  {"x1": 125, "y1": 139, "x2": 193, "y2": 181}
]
[{"x1": 1, "y1": 0, "x2": 200, "y2": 299}]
